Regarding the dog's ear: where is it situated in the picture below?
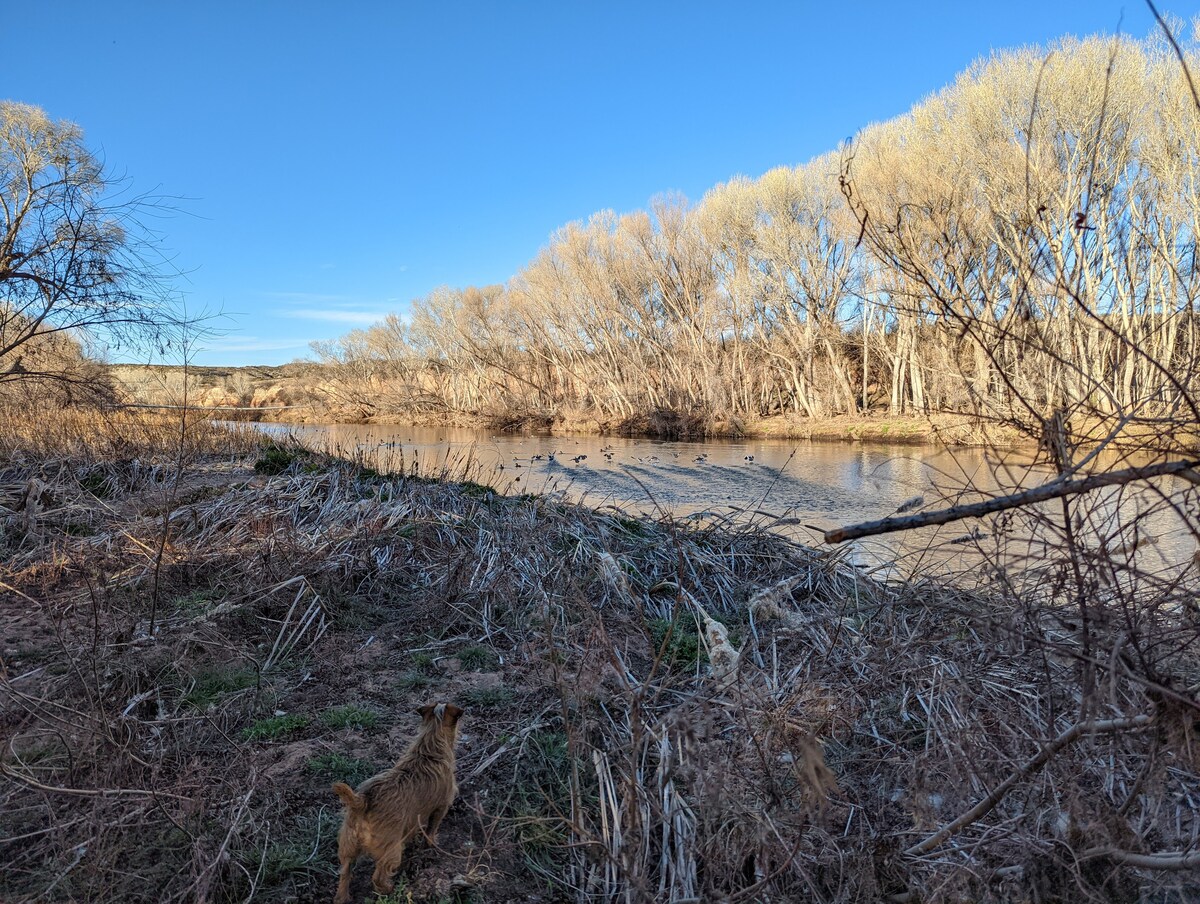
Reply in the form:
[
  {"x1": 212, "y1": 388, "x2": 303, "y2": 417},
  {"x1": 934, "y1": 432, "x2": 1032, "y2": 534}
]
[
  {"x1": 444, "y1": 704, "x2": 464, "y2": 723},
  {"x1": 416, "y1": 704, "x2": 434, "y2": 719}
]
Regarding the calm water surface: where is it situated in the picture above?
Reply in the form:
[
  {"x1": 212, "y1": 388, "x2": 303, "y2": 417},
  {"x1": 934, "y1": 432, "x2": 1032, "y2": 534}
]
[{"x1": 247, "y1": 422, "x2": 1195, "y2": 581}]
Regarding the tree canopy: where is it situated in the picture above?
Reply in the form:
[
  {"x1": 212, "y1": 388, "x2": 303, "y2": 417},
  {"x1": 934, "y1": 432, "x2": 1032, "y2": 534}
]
[
  {"x1": 0, "y1": 101, "x2": 177, "y2": 396},
  {"x1": 312, "y1": 29, "x2": 1200, "y2": 445}
]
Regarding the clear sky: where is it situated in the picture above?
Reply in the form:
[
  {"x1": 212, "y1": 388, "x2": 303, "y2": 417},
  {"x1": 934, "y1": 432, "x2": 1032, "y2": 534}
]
[{"x1": 4, "y1": 1, "x2": 1197, "y2": 366}]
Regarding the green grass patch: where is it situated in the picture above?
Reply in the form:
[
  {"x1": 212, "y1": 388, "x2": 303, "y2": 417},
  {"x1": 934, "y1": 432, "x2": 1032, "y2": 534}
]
[
  {"x1": 238, "y1": 810, "x2": 338, "y2": 897},
  {"x1": 254, "y1": 442, "x2": 307, "y2": 476},
  {"x1": 403, "y1": 473, "x2": 439, "y2": 486},
  {"x1": 611, "y1": 516, "x2": 648, "y2": 536},
  {"x1": 182, "y1": 666, "x2": 258, "y2": 709},
  {"x1": 409, "y1": 651, "x2": 435, "y2": 671},
  {"x1": 6, "y1": 644, "x2": 52, "y2": 667},
  {"x1": 251, "y1": 841, "x2": 311, "y2": 884},
  {"x1": 396, "y1": 670, "x2": 434, "y2": 692},
  {"x1": 242, "y1": 713, "x2": 310, "y2": 742},
  {"x1": 550, "y1": 534, "x2": 581, "y2": 556},
  {"x1": 320, "y1": 703, "x2": 380, "y2": 731},
  {"x1": 373, "y1": 884, "x2": 416, "y2": 904},
  {"x1": 171, "y1": 587, "x2": 223, "y2": 614},
  {"x1": 306, "y1": 752, "x2": 376, "y2": 785},
  {"x1": 457, "y1": 480, "x2": 495, "y2": 500},
  {"x1": 461, "y1": 685, "x2": 515, "y2": 709},
  {"x1": 457, "y1": 644, "x2": 496, "y2": 671},
  {"x1": 78, "y1": 469, "x2": 113, "y2": 498},
  {"x1": 647, "y1": 616, "x2": 705, "y2": 670},
  {"x1": 511, "y1": 729, "x2": 575, "y2": 870},
  {"x1": 12, "y1": 739, "x2": 65, "y2": 767}
]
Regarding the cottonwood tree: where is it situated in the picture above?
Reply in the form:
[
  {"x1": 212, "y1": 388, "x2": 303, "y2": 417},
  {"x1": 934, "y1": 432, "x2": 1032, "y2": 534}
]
[
  {"x1": 314, "y1": 28, "x2": 1200, "y2": 440},
  {"x1": 0, "y1": 101, "x2": 178, "y2": 397}
]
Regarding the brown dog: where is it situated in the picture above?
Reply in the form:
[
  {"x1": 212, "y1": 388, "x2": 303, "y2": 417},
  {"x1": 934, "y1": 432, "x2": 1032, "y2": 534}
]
[{"x1": 332, "y1": 702, "x2": 463, "y2": 904}]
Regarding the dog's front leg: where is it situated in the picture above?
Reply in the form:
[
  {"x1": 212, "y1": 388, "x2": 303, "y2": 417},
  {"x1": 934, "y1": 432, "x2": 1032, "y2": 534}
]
[{"x1": 424, "y1": 805, "x2": 448, "y2": 846}]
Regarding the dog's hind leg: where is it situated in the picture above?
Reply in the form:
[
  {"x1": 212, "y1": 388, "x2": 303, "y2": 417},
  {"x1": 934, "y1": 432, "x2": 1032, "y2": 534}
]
[
  {"x1": 371, "y1": 841, "x2": 406, "y2": 896},
  {"x1": 334, "y1": 826, "x2": 358, "y2": 904},
  {"x1": 333, "y1": 858, "x2": 354, "y2": 904}
]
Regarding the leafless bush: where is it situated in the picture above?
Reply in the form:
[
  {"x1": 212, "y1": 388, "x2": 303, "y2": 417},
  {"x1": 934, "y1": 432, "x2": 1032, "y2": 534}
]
[{"x1": 807, "y1": 12, "x2": 1200, "y2": 901}]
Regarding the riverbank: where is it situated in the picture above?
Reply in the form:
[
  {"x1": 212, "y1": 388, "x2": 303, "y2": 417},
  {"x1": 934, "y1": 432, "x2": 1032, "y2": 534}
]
[
  {"x1": 314, "y1": 409, "x2": 1015, "y2": 446},
  {"x1": 2, "y1": 412, "x2": 1196, "y2": 903},
  {"x1": 107, "y1": 364, "x2": 1026, "y2": 445}
]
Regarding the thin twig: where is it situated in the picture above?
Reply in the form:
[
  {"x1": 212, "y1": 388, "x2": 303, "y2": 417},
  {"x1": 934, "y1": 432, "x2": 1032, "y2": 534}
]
[
  {"x1": 0, "y1": 761, "x2": 191, "y2": 801},
  {"x1": 1146, "y1": 0, "x2": 1200, "y2": 112}
]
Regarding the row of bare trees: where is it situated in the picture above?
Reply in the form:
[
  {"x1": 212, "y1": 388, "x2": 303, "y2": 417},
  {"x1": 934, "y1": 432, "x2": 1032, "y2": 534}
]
[{"x1": 312, "y1": 30, "x2": 1200, "y2": 436}]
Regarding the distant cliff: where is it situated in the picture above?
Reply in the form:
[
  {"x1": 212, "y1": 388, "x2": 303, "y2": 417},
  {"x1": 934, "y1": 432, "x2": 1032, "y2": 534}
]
[{"x1": 108, "y1": 363, "x2": 325, "y2": 421}]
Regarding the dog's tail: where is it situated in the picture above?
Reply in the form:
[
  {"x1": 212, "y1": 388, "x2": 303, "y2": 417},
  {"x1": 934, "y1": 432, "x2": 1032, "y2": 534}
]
[{"x1": 332, "y1": 781, "x2": 366, "y2": 814}]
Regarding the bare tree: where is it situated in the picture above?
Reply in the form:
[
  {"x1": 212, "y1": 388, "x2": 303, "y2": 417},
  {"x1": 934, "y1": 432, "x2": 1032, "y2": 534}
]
[
  {"x1": 0, "y1": 101, "x2": 179, "y2": 394},
  {"x1": 311, "y1": 27, "x2": 1200, "y2": 444}
]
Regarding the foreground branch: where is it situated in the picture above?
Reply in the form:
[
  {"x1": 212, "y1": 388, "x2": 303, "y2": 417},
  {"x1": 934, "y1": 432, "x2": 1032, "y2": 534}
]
[
  {"x1": 905, "y1": 714, "x2": 1154, "y2": 856},
  {"x1": 110, "y1": 403, "x2": 310, "y2": 411},
  {"x1": 825, "y1": 459, "x2": 1200, "y2": 544},
  {"x1": 0, "y1": 761, "x2": 190, "y2": 802},
  {"x1": 1147, "y1": 0, "x2": 1200, "y2": 113},
  {"x1": 1082, "y1": 847, "x2": 1200, "y2": 871}
]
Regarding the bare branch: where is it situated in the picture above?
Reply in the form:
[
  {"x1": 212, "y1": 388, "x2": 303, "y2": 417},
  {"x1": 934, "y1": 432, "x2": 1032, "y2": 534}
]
[
  {"x1": 906, "y1": 714, "x2": 1154, "y2": 856},
  {"x1": 1080, "y1": 847, "x2": 1200, "y2": 871},
  {"x1": 825, "y1": 459, "x2": 1200, "y2": 544}
]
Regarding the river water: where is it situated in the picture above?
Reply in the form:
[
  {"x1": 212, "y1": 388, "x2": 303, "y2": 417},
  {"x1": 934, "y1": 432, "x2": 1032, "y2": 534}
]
[{"x1": 246, "y1": 422, "x2": 1196, "y2": 583}]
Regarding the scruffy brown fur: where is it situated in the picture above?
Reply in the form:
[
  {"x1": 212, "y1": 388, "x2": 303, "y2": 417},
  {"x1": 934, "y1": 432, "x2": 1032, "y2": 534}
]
[{"x1": 331, "y1": 702, "x2": 463, "y2": 904}]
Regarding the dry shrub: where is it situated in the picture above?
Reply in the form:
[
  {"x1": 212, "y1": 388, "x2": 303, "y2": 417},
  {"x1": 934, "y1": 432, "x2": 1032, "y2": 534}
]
[
  {"x1": 0, "y1": 404, "x2": 260, "y2": 463},
  {"x1": 614, "y1": 408, "x2": 716, "y2": 440}
]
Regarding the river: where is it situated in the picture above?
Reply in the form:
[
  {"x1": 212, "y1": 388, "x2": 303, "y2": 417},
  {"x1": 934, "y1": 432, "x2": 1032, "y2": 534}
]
[{"x1": 245, "y1": 422, "x2": 1196, "y2": 584}]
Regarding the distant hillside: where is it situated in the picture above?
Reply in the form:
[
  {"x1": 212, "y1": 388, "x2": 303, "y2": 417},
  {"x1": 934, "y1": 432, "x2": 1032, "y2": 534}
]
[{"x1": 108, "y1": 363, "x2": 325, "y2": 421}]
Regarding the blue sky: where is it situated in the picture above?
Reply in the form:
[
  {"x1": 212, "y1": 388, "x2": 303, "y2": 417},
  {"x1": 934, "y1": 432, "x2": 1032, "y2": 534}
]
[{"x1": 5, "y1": 1, "x2": 1197, "y2": 366}]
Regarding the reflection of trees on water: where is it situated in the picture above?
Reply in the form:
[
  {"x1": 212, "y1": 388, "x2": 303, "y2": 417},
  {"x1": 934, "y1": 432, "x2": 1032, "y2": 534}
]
[{"x1": 247, "y1": 423, "x2": 1196, "y2": 584}]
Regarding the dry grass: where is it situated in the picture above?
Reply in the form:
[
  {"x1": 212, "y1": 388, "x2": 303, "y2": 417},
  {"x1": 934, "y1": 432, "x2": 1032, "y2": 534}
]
[
  {"x1": 1, "y1": 411, "x2": 1198, "y2": 903},
  {"x1": 0, "y1": 404, "x2": 261, "y2": 463}
]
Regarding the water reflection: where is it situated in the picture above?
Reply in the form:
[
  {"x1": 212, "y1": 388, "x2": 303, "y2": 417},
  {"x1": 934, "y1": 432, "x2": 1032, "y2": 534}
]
[{"x1": 243, "y1": 422, "x2": 1197, "y2": 584}]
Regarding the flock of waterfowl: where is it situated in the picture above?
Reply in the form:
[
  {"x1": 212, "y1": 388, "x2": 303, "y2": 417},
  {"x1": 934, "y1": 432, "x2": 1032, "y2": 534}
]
[
  {"x1": 490, "y1": 443, "x2": 758, "y2": 471},
  {"x1": 360, "y1": 436, "x2": 764, "y2": 491}
]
